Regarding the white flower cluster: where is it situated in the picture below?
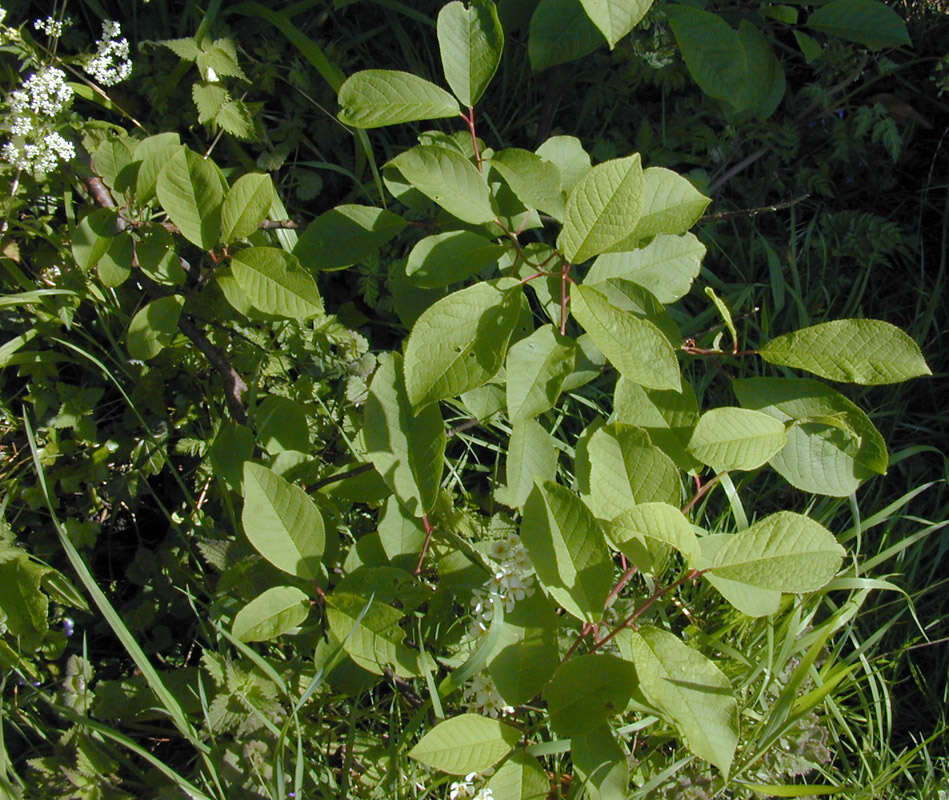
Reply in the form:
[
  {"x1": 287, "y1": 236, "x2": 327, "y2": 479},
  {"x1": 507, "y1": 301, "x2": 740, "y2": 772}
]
[
  {"x1": 463, "y1": 671, "x2": 514, "y2": 719},
  {"x1": 448, "y1": 772, "x2": 494, "y2": 800},
  {"x1": 10, "y1": 66, "x2": 73, "y2": 117},
  {"x1": 33, "y1": 15, "x2": 69, "y2": 38},
  {"x1": 3, "y1": 65, "x2": 76, "y2": 173},
  {"x1": 83, "y1": 19, "x2": 132, "y2": 86},
  {"x1": 468, "y1": 533, "x2": 535, "y2": 639}
]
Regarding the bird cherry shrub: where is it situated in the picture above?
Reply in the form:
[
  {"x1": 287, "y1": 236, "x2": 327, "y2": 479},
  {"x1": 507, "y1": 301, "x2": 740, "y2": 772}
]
[{"x1": 3, "y1": 0, "x2": 933, "y2": 797}]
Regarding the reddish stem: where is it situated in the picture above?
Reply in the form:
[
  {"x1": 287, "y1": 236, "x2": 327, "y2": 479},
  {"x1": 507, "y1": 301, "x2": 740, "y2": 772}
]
[
  {"x1": 414, "y1": 514, "x2": 435, "y2": 576},
  {"x1": 462, "y1": 108, "x2": 483, "y2": 171},
  {"x1": 681, "y1": 472, "x2": 725, "y2": 515},
  {"x1": 605, "y1": 564, "x2": 638, "y2": 610}
]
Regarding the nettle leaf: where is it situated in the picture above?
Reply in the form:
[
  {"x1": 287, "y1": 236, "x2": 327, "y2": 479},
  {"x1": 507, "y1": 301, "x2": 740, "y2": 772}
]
[
  {"x1": 612, "y1": 378, "x2": 700, "y2": 471},
  {"x1": 437, "y1": 0, "x2": 504, "y2": 107},
  {"x1": 325, "y1": 591, "x2": 420, "y2": 677},
  {"x1": 232, "y1": 586, "x2": 310, "y2": 643},
  {"x1": 241, "y1": 462, "x2": 326, "y2": 581},
  {"x1": 159, "y1": 36, "x2": 201, "y2": 61},
  {"x1": 387, "y1": 145, "x2": 495, "y2": 224},
  {"x1": 192, "y1": 82, "x2": 228, "y2": 123},
  {"x1": 338, "y1": 69, "x2": 460, "y2": 128},
  {"x1": 699, "y1": 511, "x2": 845, "y2": 593},
  {"x1": 156, "y1": 147, "x2": 225, "y2": 249},
  {"x1": 609, "y1": 167, "x2": 710, "y2": 248},
  {"x1": 629, "y1": 626, "x2": 738, "y2": 776},
  {"x1": 126, "y1": 295, "x2": 184, "y2": 361},
  {"x1": 520, "y1": 481, "x2": 613, "y2": 622},
  {"x1": 570, "y1": 284, "x2": 680, "y2": 391},
  {"x1": 733, "y1": 377, "x2": 888, "y2": 497},
  {"x1": 220, "y1": 173, "x2": 274, "y2": 243},
  {"x1": 687, "y1": 407, "x2": 787, "y2": 473},
  {"x1": 215, "y1": 98, "x2": 256, "y2": 140},
  {"x1": 608, "y1": 502, "x2": 700, "y2": 567},
  {"x1": 133, "y1": 133, "x2": 181, "y2": 204},
  {"x1": 364, "y1": 353, "x2": 445, "y2": 517},
  {"x1": 558, "y1": 154, "x2": 643, "y2": 263},
  {"x1": 758, "y1": 319, "x2": 931, "y2": 385},
  {"x1": 506, "y1": 324, "x2": 576, "y2": 421},
  {"x1": 294, "y1": 205, "x2": 406, "y2": 272},
  {"x1": 535, "y1": 135, "x2": 592, "y2": 194},
  {"x1": 408, "y1": 713, "x2": 519, "y2": 775},
  {"x1": 545, "y1": 654, "x2": 638, "y2": 737},
  {"x1": 529, "y1": 0, "x2": 605, "y2": 71},
  {"x1": 230, "y1": 247, "x2": 323, "y2": 320},
  {"x1": 403, "y1": 279, "x2": 522, "y2": 410},
  {"x1": 489, "y1": 148, "x2": 565, "y2": 219},
  {"x1": 579, "y1": 0, "x2": 654, "y2": 48},
  {"x1": 496, "y1": 418, "x2": 558, "y2": 509},
  {"x1": 196, "y1": 38, "x2": 247, "y2": 81},
  {"x1": 584, "y1": 423, "x2": 682, "y2": 518},
  {"x1": 666, "y1": 5, "x2": 746, "y2": 103},
  {"x1": 587, "y1": 232, "x2": 705, "y2": 304},
  {"x1": 405, "y1": 230, "x2": 506, "y2": 289},
  {"x1": 806, "y1": 0, "x2": 910, "y2": 49}
]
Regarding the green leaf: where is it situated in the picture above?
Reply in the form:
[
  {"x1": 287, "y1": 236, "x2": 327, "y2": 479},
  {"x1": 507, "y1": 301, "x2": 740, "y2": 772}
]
[
  {"x1": 137, "y1": 228, "x2": 185, "y2": 285},
  {"x1": 215, "y1": 98, "x2": 256, "y2": 140},
  {"x1": 403, "y1": 279, "x2": 522, "y2": 410},
  {"x1": 608, "y1": 502, "x2": 700, "y2": 567},
  {"x1": 405, "y1": 230, "x2": 506, "y2": 289},
  {"x1": 337, "y1": 69, "x2": 460, "y2": 128},
  {"x1": 699, "y1": 511, "x2": 845, "y2": 592},
  {"x1": 666, "y1": 5, "x2": 746, "y2": 103},
  {"x1": 325, "y1": 591, "x2": 419, "y2": 677},
  {"x1": 408, "y1": 713, "x2": 520, "y2": 775},
  {"x1": 0, "y1": 550, "x2": 49, "y2": 642},
  {"x1": 364, "y1": 353, "x2": 446, "y2": 516},
  {"x1": 97, "y1": 233, "x2": 133, "y2": 287},
  {"x1": 687, "y1": 407, "x2": 787, "y2": 473},
  {"x1": 209, "y1": 422, "x2": 254, "y2": 491},
  {"x1": 579, "y1": 0, "x2": 654, "y2": 48},
  {"x1": 806, "y1": 0, "x2": 911, "y2": 49},
  {"x1": 572, "y1": 724, "x2": 630, "y2": 800},
  {"x1": 529, "y1": 0, "x2": 605, "y2": 71},
  {"x1": 256, "y1": 395, "x2": 310, "y2": 454},
  {"x1": 496, "y1": 418, "x2": 558, "y2": 510},
  {"x1": 133, "y1": 133, "x2": 181, "y2": 204},
  {"x1": 535, "y1": 135, "x2": 592, "y2": 195},
  {"x1": 570, "y1": 284, "x2": 681, "y2": 391},
  {"x1": 230, "y1": 247, "x2": 323, "y2": 320},
  {"x1": 386, "y1": 145, "x2": 495, "y2": 224},
  {"x1": 93, "y1": 137, "x2": 133, "y2": 191},
  {"x1": 196, "y1": 38, "x2": 248, "y2": 81},
  {"x1": 611, "y1": 378, "x2": 700, "y2": 470},
  {"x1": 733, "y1": 377, "x2": 888, "y2": 497},
  {"x1": 293, "y1": 204, "x2": 407, "y2": 272},
  {"x1": 485, "y1": 752, "x2": 550, "y2": 800},
  {"x1": 489, "y1": 593, "x2": 561, "y2": 705},
  {"x1": 437, "y1": 0, "x2": 504, "y2": 107},
  {"x1": 545, "y1": 654, "x2": 638, "y2": 736},
  {"x1": 794, "y1": 30, "x2": 822, "y2": 62},
  {"x1": 558, "y1": 154, "x2": 643, "y2": 263},
  {"x1": 587, "y1": 232, "x2": 705, "y2": 304},
  {"x1": 241, "y1": 462, "x2": 326, "y2": 580},
  {"x1": 629, "y1": 626, "x2": 738, "y2": 776},
  {"x1": 156, "y1": 147, "x2": 225, "y2": 249},
  {"x1": 520, "y1": 481, "x2": 613, "y2": 622},
  {"x1": 220, "y1": 173, "x2": 274, "y2": 243},
  {"x1": 192, "y1": 82, "x2": 228, "y2": 123},
  {"x1": 703, "y1": 572, "x2": 781, "y2": 617},
  {"x1": 71, "y1": 209, "x2": 116, "y2": 271},
  {"x1": 733, "y1": 21, "x2": 786, "y2": 118},
  {"x1": 758, "y1": 319, "x2": 931, "y2": 385},
  {"x1": 159, "y1": 37, "x2": 201, "y2": 60},
  {"x1": 609, "y1": 167, "x2": 710, "y2": 248},
  {"x1": 126, "y1": 295, "x2": 184, "y2": 361},
  {"x1": 584, "y1": 423, "x2": 682, "y2": 517},
  {"x1": 489, "y1": 148, "x2": 565, "y2": 219},
  {"x1": 232, "y1": 586, "x2": 310, "y2": 643},
  {"x1": 506, "y1": 325, "x2": 576, "y2": 421}
]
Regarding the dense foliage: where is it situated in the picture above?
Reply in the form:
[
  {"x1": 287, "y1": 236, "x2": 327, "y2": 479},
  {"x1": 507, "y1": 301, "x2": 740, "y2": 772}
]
[{"x1": 0, "y1": 1, "x2": 946, "y2": 798}]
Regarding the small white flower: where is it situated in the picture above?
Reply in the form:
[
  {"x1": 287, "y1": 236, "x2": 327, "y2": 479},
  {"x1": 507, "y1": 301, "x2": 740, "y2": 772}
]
[
  {"x1": 473, "y1": 789, "x2": 494, "y2": 800},
  {"x1": 16, "y1": 67, "x2": 73, "y2": 117},
  {"x1": 448, "y1": 773, "x2": 478, "y2": 800},
  {"x1": 10, "y1": 115, "x2": 32, "y2": 136},
  {"x1": 33, "y1": 15, "x2": 68, "y2": 37},
  {"x1": 83, "y1": 20, "x2": 132, "y2": 86}
]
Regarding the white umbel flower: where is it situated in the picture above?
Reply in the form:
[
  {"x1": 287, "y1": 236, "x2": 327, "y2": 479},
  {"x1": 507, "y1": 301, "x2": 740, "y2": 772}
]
[
  {"x1": 12, "y1": 67, "x2": 73, "y2": 117},
  {"x1": 83, "y1": 19, "x2": 132, "y2": 86}
]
